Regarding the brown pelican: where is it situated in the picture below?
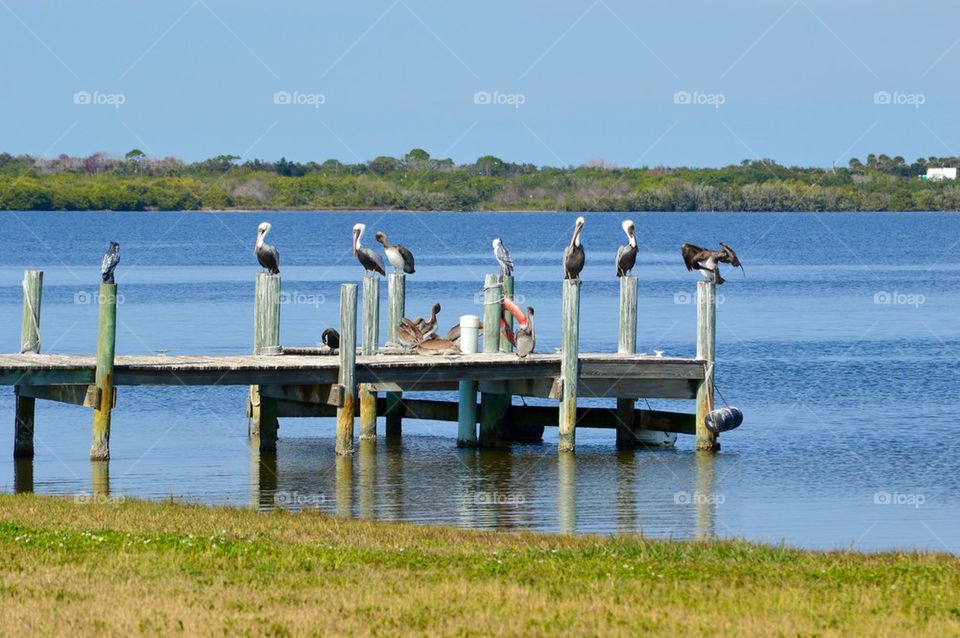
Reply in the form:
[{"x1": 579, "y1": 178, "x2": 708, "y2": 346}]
[
  {"x1": 353, "y1": 223, "x2": 385, "y2": 275},
  {"x1": 681, "y1": 242, "x2": 743, "y2": 285},
  {"x1": 615, "y1": 220, "x2": 637, "y2": 277},
  {"x1": 416, "y1": 338, "x2": 459, "y2": 355},
  {"x1": 562, "y1": 216, "x2": 585, "y2": 280},
  {"x1": 321, "y1": 328, "x2": 340, "y2": 350},
  {"x1": 254, "y1": 222, "x2": 279, "y2": 274},
  {"x1": 492, "y1": 238, "x2": 514, "y2": 278},
  {"x1": 500, "y1": 297, "x2": 535, "y2": 358},
  {"x1": 375, "y1": 231, "x2": 415, "y2": 274},
  {"x1": 397, "y1": 303, "x2": 441, "y2": 347},
  {"x1": 101, "y1": 241, "x2": 120, "y2": 283}
]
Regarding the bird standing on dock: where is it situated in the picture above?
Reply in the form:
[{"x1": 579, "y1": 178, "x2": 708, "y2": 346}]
[
  {"x1": 321, "y1": 328, "x2": 340, "y2": 350},
  {"x1": 492, "y1": 238, "x2": 514, "y2": 278},
  {"x1": 615, "y1": 220, "x2": 638, "y2": 277},
  {"x1": 374, "y1": 231, "x2": 415, "y2": 274},
  {"x1": 397, "y1": 303, "x2": 441, "y2": 347},
  {"x1": 563, "y1": 216, "x2": 586, "y2": 280},
  {"x1": 681, "y1": 242, "x2": 743, "y2": 285},
  {"x1": 101, "y1": 241, "x2": 120, "y2": 283},
  {"x1": 353, "y1": 223, "x2": 386, "y2": 275},
  {"x1": 500, "y1": 297, "x2": 535, "y2": 357},
  {"x1": 254, "y1": 222, "x2": 280, "y2": 274}
]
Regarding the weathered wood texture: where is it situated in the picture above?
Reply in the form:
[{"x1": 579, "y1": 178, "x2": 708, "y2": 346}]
[
  {"x1": 479, "y1": 275, "x2": 507, "y2": 447},
  {"x1": 360, "y1": 275, "x2": 379, "y2": 440},
  {"x1": 385, "y1": 273, "x2": 405, "y2": 435},
  {"x1": 336, "y1": 284, "x2": 358, "y2": 455},
  {"x1": 89, "y1": 283, "x2": 117, "y2": 461},
  {"x1": 696, "y1": 280, "x2": 719, "y2": 451},
  {"x1": 14, "y1": 270, "x2": 42, "y2": 459},
  {"x1": 616, "y1": 275, "x2": 639, "y2": 449},
  {"x1": 251, "y1": 273, "x2": 281, "y2": 451},
  {"x1": 558, "y1": 279, "x2": 581, "y2": 453}
]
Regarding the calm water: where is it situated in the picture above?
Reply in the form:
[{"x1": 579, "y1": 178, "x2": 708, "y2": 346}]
[{"x1": 1, "y1": 210, "x2": 958, "y2": 552}]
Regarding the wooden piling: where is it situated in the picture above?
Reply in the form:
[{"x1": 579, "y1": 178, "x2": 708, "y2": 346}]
[
  {"x1": 479, "y1": 274, "x2": 507, "y2": 447},
  {"x1": 89, "y1": 282, "x2": 117, "y2": 461},
  {"x1": 385, "y1": 273, "x2": 405, "y2": 435},
  {"x1": 558, "y1": 279, "x2": 581, "y2": 453},
  {"x1": 616, "y1": 275, "x2": 639, "y2": 448},
  {"x1": 695, "y1": 280, "x2": 719, "y2": 451},
  {"x1": 251, "y1": 272, "x2": 281, "y2": 452},
  {"x1": 457, "y1": 316, "x2": 479, "y2": 448},
  {"x1": 14, "y1": 270, "x2": 42, "y2": 459},
  {"x1": 336, "y1": 283, "x2": 358, "y2": 455},
  {"x1": 498, "y1": 275, "x2": 514, "y2": 353},
  {"x1": 359, "y1": 275, "x2": 379, "y2": 441}
]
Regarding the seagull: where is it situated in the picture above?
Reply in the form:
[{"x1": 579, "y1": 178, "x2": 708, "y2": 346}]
[
  {"x1": 101, "y1": 241, "x2": 120, "y2": 284},
  {"x1": 492, "y1": 238, "x2": 514, "y2": 278},
  {"x1": 353, "y1": 223, "x2": 386, "y2": 276},
  {"x1": 615, "y1": 220, "x2": 637, "y2": 277},
  {"x1": 562, "y1": 216, "x2": 585, "y2": 280},
  {"x1": 375, "y1": 231, "x2": 415, "y2": 274},
  {"x1": 254, "y1": 222, "x2": 279, "y2": 274},
  {"x1": 681, "y1": 242, "x2": 743, "y2": 285}
]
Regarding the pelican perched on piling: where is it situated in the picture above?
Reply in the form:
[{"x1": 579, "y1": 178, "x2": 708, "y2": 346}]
[
  {"x1": 254, "y1": 222, "x2": 279, "y2": 274},
  {"x1": 562, "y1": 216, "x2": 585, "y2": 280},
  {"x1": 681, "y1": 242, "x2": 743, "y2": 285},
  {"x1": 500, "y1": 297, "x2": 535, "y2": 358},
  {"x1": 353, "y1": 223, "x2": 385, "y2": 276},
  {"x1": 492, "y1": 238, "x2": 514, "y2": 278},
  {"x1": 375, "y1": 231, "x2": 415, "y2": 274},
  {"x1": 101, "y1": 241, "x2": 120, "y2": 283},
  {"x1": 615, "y1": 220, "x2": 637, "y2": 277}
]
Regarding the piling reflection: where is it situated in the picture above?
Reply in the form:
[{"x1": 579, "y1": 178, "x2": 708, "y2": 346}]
[
  {"x1": 695, "y1": 451, "x2": 717, "y2": 541},
  {"x1": 91, "y1": 460, "x2": 109, "y2": 497},
  {"x1": 614, "y1": 451, "x2": 636, "y2": 534},
  {"x1": 558, "y1": 453, "x2": 576, "y2": 533},
  {"x1": 14, "y1": 458, "x2": 33, "y2": 493},
  {"x1": 456, "y1": 448, "x2": 480, "y2": 528},
  {"x1": 335, "y1": 454, "x2": 353, "y2": 517},
  {"x1": 250, "y1": 442, "x2": 278, "y2": 510},
  {"x1": 382, "y1": 435, "x2": 404, "y2": 521},
  {"x1": 358, "y1": 439, "x2": 376, "y2": 520}
]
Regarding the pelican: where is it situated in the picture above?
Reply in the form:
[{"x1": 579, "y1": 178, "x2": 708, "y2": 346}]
[
  {"x1": 681, "y1": 242, "x2": 743, "y2": 285},
  {"x1": 254, "y1": 222, "x2": 279, "y2": 274},
  {"x1": 375, "y1": 231, "x2": 415, "y2": 274},
  {"x1": 101, "y1": 241, "x2": 120, "y2": 284},
  {"x1": 562, "y1": 216, "x2": 585, "y2": 280},
  {"x1": 353, "y1": 223, "x2": 385, "y2": 275},
  {"x1": 500, "y1": 297, "x2": 535, "y2": 358},
  {"x1": 321, "y1": 328, "x2": 340, "y2": 350},
  {"x1": 442, "y1": 321, "x2": 483, "y2": 344},
  {"x1": 397, "y1": 303, "x2": 441, "y2": 347},
  {"x1": 492, "y1": 238, "x2": 514, "y2": 278},
  {"x1": 615, "y1": 220, "x2": 637, "y2": 277}
]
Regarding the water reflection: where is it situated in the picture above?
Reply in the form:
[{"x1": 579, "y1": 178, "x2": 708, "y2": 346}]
[
  {"x1": 558, "y1": 453, "x2": 576, "y2": 533},
  {"x1": 91, "y1": 461, "x2": 109, "y2": 497},
  {"x1": 358, "y1": 439, "x2": 376, "y2": 520},
  {"x1": 695, "y1": 452, "x2": 717, "y2": 541}
]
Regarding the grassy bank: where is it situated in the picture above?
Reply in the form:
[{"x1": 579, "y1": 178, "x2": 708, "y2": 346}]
[{"x1": 0, "y1": 494, "x2": 958, "y2": 636}]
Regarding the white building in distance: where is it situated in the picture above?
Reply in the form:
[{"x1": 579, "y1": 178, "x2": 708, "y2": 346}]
[{"x1": 925, "y1": 167, "x2": 957, "y2": 181}]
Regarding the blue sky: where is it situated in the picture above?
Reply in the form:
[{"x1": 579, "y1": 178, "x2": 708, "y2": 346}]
[{"x1": 2, "y1": 0, "x2": 958, "y2": 167}]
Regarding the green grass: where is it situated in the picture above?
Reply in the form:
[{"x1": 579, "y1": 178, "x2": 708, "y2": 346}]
[{"x1": 0, "y1": 494, "x2": 957, "y2": 636}]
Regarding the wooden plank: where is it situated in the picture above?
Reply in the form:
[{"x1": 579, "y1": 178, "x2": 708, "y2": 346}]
[
  {"x1": 259, "y1": 384, "x2": 344, "y2": 407},
  {"x1": 367, "y1": 381, "x2": 458, "y2": 393},
  {"x1": 18, "y1": 384, "x2": 101, "y2": 407},
  {"x1": 479, "y1": 377, "x2": 562, "y2": 399}
]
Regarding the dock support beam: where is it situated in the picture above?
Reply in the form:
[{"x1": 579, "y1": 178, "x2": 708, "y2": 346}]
[
  {"x1": 558, "y1": 279, "x2": 581, "y2": 453},
  {"x1": 251, "y1": 273, "x2": 281, "y2": 452},
  {"x1": 90, "y1": 282, "x2": 117, "y2": 461},
  {"x1": 359, "y1": 275, "x2": 379, "y2": 441},
  {"x1": 336, "y1": 283, "x2": 358, "y2": 455},
  {"x1": 385, "y1": 273, "x2": 405, "y2": 436},
  {"x1": 695, "y1": 280, "x2": 719, "y2": 451},
  {"x1": 616, "y1": 275, "x2": 639, "y2": 448},
  {"x1": 14, "y1": 270, "x2": 42, "y2": 459},
  {"x1": 457, "y1": 315, "x2": 480, "y2": 448},
  {"x1": 479, "y1": 274, "x2": 507, "y2": 448}
]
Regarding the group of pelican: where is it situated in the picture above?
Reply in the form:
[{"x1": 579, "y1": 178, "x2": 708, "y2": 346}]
[{"x1": 252, "y1": 218, "x2": 743, "y2": 359}]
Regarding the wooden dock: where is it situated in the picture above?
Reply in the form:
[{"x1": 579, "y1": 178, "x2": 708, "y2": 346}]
[{"x1": 7, "y1": 269, "x2": 736, "y2": 462}]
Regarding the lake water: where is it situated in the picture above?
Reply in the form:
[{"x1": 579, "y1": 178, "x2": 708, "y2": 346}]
[{"x1": 0, "y1": 210, "x2": 958, "y2": 553}]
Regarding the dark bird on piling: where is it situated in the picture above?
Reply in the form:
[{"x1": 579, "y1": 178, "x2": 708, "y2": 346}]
[
  {"x1": 375, "y1": 231, "x2": 415, "y2": 274},
  {"x1": 562, "y1": 216, "x2": 586, "y2": 280},
  {"x1": 353, "y1": 223, "x2": 385, "y2": 276},
  {"x1": 501, "y1": 297, "x2": 535, "y2": 358},
  {"x1": 101, "y1": 241, "x2": 120, "y2": 284},
  {"x1": 321, "y1": 328, "x2": 340, "y2": 350},
  {"x1": 254, "y1": 222, "x2": 280, "y2": 274},
  {"x1": 681, "y1": 242, "x2": 743, "y2": 285},
  {"x1": 615, "y1": 220, "x2": 638, "y2": 277},
  {"x1": 492, "y1": 238, "x2": 514, "y2": 278}
]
